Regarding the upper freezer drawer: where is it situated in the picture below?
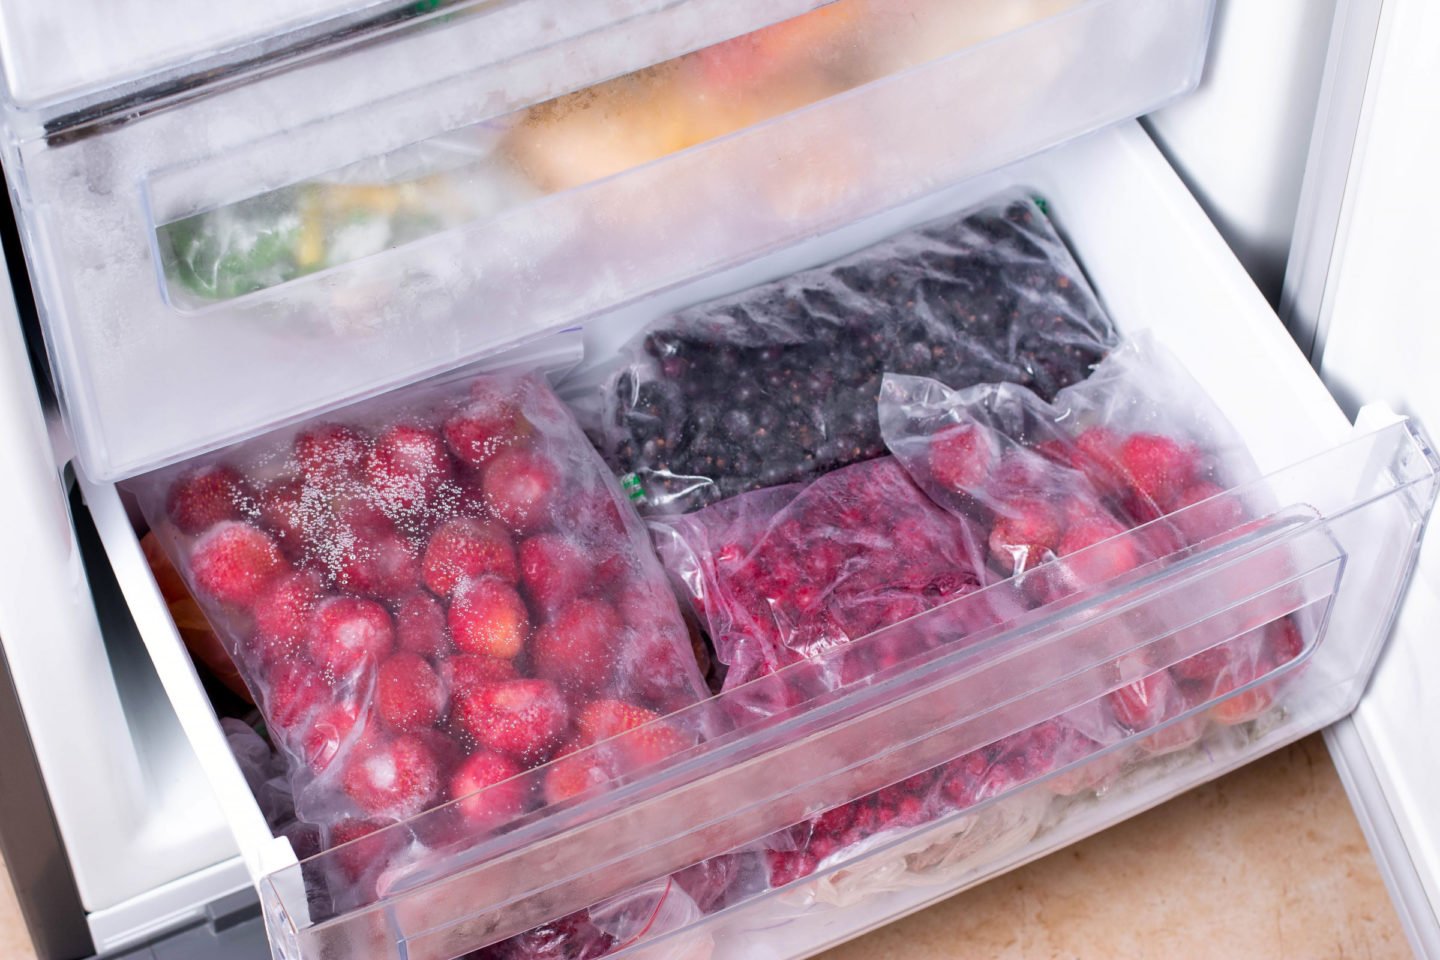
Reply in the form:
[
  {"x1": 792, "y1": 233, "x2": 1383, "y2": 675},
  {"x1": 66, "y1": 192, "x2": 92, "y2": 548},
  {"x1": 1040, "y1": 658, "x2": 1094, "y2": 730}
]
[{"x1": 0, "y1": 0, "x2": 1215, "y2": 482}]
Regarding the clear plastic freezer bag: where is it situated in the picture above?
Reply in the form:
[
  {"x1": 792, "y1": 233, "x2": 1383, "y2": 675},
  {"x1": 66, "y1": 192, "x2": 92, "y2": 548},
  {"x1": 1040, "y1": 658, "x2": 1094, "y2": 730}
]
[
  {"x1": 125, "y1": 360, "x2": 718, "y2": 947},
  {"x1": 591, "y1": 192, "x2": 1116, "y2": 515}
]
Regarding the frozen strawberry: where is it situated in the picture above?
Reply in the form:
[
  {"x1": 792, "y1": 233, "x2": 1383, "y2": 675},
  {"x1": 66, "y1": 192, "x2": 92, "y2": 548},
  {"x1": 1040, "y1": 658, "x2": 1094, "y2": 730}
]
[
  {"x1": 1207, "y1": 675, "x2": 1273, "y2": 726},
  {"x1": 575, "y1": 700, "x2": 660, "y2": 744},
  {"x1": 190, "y1": 521, "x2": 287, "y2": 607},
  {"x1": 295, "y1": 423, "x2": 370, "y2": 485},
  {"x1": 365, "y1": 424, "x2": 454, "y2": 515},
  {"x1": 1139, "y1": 714, "x2": 1207, "y2": 755},
  {"x1": 576, "y1": 699, "x2": 689, "y2": 770},
  {"x1": 1266, "y1": 617, "x2": 1304, "y2": 666},
  {"x1": 443, "y1": 387, "x2": 528, "y2": 468},
  {"x1": 441, "y1": 653, "x2": 519, "y2": 696},
  {"x1": 519, "y1": 534, "x2": 589, "y2": 614},
  {"x1": 327, "y1": 817, "x2": 403, "y2": 883},
  {"x1": 341, "y1": 733, "x2": 442, "y2": 818},
  {"x1": 264, "y1": 658, "x2": 328, "y2": 732},
  {"x1": 252, "y1": 570, "x2": 326, "y2": 663},
  {"x1": 452, "y1": 679, "x2": 568, "y2": 762},
  {"x1": 449, "y1": 751, "x2": 528, "y2": 830},
  {"x1": 1056, "y1": 512, "x2": 1141, "y2": 585},
  {"x1": 1167, "y1": 481, "x2": 1244, "y2": 542},
  {"x1": 377, "y1": 652, "x2": 446, "y2": 733},
  {"x1": 256, "y1": 480, "x2": 315, "y2": 561},
  {"x1": 448, "y1": 577, "x2": 530, "y2": 659},
  {"x1": 393, "y1": 591, "x2": 450, "y2": 659},
  {"x1": 988, "y1": 498, "x2": 1062, "y2": 575},
  {"x1": 166, "y1": 465, "x2": 250, "y2": 535},
  {"x1": 421, "y1": 517, "x2": 517, "y2": 597},
  {"x1": 1073, "y1": 427, "x2": 1125, "y2": 485},
  {"x1": 328, "y1": 525, "x2": 420, "y2": 600},
  {"x1": 1107, "y1": 670, "x2": 1182, "y2": 733},
  {"x1": 1170, "y1": 644, "x2": 1233, "y2": 685},
  {"x1": 1119, "y1": 433, "x2": 1196, "y2": 509},
  {"x1": 483, "y1": 447, "x2": 560, "y2": 533},
  {"x1": 531, "y1": 598, "x2": 622, "y2": 695},
  {"x1": 302, "y1": 703, "x2": 363, "y2": 772},
  {"x1": 928, "y1": 424, "x2": 995, "y2": 492},
  {"x1": 307, "y1": 597, "x2": 395, "y2": 676},
  {"x1": 543, "y1": 747, "x2": 623, "y2": 805}
]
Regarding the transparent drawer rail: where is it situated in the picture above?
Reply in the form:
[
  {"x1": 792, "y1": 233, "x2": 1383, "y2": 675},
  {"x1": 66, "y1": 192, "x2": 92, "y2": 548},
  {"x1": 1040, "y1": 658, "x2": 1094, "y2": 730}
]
[{"x1": 244, "y1": 419, "x2": 1435, "y2": 960}]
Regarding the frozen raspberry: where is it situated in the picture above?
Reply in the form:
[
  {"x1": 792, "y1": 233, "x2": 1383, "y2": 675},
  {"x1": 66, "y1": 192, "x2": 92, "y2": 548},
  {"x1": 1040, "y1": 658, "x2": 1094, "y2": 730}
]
[
  {"x1": 366, "y1": 424, "x2": 455, "y2": 515},
  {"x1": 441, "y1": 654, "x2": 519, "y2": 697},
  {"x1": 341, "y1": 733, "x2": 442, "y2": 818},
  {"x1": 766, "y1": 850, "x2": 819, "y2": 888},
  {"x1": 327, "y1": 817, "x2": 403, "y2": 883},
  {"x1": 450, "y1": 751, "x2": 527, "y2": 830},
  {"x1": 1119, "y1": 433, "x2": 1197, "y2": 509},
  {"x1": 483, "y1": 447, "x2": 560, "y2": 533},
  {"x1": 928, "y1": 424, "x2": 995, "y2": 492},
  {"x1": 518, "y1": 534, "x2": 589, "y2": 614},
  {"x1": 307, "y1": 597, "x2": 395, "y2": 676},
  {"x1": 499, "y1": 911, "x2": 615, "y2": 960},
  {"x1": 302, "y1": 703, "x2": 363, "y2": 772},
  {"x1": 295, "y1": 423, "x2": 370, "y2": 485},
  {"x1": 377, "y1": 652, "x2": 446, "y2": 733},
  {"x1": 165, "y1": 465, "x2": 250, "y2": 535},
  {"x1": 393, "y1": 591, "x2": 450, "y2": 660},
  {"x1": 251, "y1": 571, "x2": 326, "y2": 663},
  {"x1": 531, "y1": 598, "x2": 622, "y2": 695},
  {"x1": 452, "y1": 679, "x2": 568, "y2": 762},
  {"x1": 264, "y1": 658, "x2": 329, "y2": 732},
  {"x1": 421, "y1": 517, "x2": 517, "y2": 597},
  {"x1": 988, "y1": 498, "x2": 1062, "y2": 575},
  {"x1": 443, "y1": 386, "x2": 528, "y2": 467},
  {"x1": 448, "y1": 577, "x2": 530, "y2": 659},
  {"x1": 1107, "y1": 670, "x2": 1182, "y2": 733},
  {"x1": 190, "y1": 521, "x2": 287, "y2": 607},
  {"x1": 328, "y1": 525, "x2": 420, "y2": 600}
]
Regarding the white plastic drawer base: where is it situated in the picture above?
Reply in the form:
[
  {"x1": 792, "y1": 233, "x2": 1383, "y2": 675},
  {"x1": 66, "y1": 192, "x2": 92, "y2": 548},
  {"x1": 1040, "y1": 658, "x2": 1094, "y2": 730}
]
[{"x1": 80, "y1": 122, "x2": 1431, "y2": 960}]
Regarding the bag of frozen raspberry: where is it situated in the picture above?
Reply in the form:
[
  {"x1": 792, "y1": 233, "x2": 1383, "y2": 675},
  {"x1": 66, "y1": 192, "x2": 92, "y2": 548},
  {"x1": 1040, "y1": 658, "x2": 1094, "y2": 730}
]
[
  {"x1": 587, "y1": 190, "x2": 1116, "y2": 515},
  {"x1": 879, "y1": 333, "x2": 1311, "y2": 753},
  {"x1": 125, "y1": 359, "x2": 718, "y2": 935}
]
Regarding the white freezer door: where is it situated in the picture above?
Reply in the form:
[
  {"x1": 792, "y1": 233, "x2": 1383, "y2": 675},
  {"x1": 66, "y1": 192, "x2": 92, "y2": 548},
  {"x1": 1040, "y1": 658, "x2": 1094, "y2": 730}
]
[{"x1": 1284, "y1": 0, "x2": 1440, "y2": 955}]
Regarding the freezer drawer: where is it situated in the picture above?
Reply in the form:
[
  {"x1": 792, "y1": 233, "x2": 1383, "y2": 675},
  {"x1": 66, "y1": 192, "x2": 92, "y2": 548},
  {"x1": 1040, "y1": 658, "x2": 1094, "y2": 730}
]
[
  {"x1": 0, "y1": 0, "x2": 1213, "y2": 482},
  {"x1": 78, "y1": 122, "x2": 1437, "y2": 960}
]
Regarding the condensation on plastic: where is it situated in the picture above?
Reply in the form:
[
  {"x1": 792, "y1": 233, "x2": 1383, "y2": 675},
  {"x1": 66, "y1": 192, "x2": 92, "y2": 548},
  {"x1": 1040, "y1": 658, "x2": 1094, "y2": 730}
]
[
  {"x1": 591, "y1": 193, "x2": 1116, "y2": 515},
  {"x1": 123, "y1": 341, "x2": 714, "y2": 952},
  {"x1": 6, "y1": 0, "x2": 1213, "y2": 481}
]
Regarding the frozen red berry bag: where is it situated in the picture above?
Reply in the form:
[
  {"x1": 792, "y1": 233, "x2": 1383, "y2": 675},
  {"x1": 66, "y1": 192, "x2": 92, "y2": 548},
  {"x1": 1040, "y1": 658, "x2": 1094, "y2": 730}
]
[
  {"x1": 126, "y1": 363, "x2": 712, "y2": 918},
  {"x1": 586, "y1": 192, "x2": 1115, "y2": 515}
]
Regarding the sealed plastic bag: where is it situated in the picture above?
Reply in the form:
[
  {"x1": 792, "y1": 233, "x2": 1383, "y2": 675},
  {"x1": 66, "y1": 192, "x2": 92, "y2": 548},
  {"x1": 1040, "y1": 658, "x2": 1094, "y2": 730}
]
[
  {"x1": 593, "y1": 192, "x2": 1116, "y2": 514},
  {"x1": 128, "y1": 363, "x2": 712, "y2": 921}
]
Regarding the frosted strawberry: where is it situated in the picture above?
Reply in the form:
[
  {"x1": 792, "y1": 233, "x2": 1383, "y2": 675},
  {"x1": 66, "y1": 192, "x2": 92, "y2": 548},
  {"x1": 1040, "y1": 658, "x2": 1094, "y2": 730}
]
[
  {"x1": 421, "y1": 517, "x2": 517, "y2": 597},
  {"x1": 329, "y1": 524, "x2": 420, "y2": 600},
  {"x1": 251, "y1": 570, "x2": 326, "y2": 663},
  {"x1": 264, "y1": 659, "x2": 328, "y2": 732},
  {"x1": 295, "y1": 423, "x2": 370, "y2": 485},
  {"x1": 543, "y1": 748, "x2": 621, "y2": 805},
  {"x1": 928, "y1": 424, "x2": 995, "y2": 492},
  {"x1": 1107, "y1": 670, "x2": 1182, "y2": 733},
  {"x1": 365, "y1": 424, "x2": 454, "y2": 515},
  {"x1": 576, "y1": 699, "x2": 690, "y2": 770},
  {"x1": 450, "y1": 751, "x2": 528, "y2": 830},
  {"x1": 443, "y1": 384, "x2": 528, "y2": 467},
  {"x1": 448, "y1": 577, "x2": 530, "y2": 659},
  {"x1": 377, "y1": 652, "x2": 446, "y2": 733},
  {"x1": 328, "y1": 817, "x2": 403, "y2": 883},
  {"x1": 483, "y1": 447, "x2": 560, "y2": 533},
  {"x1": 307, "y1": 597, "x2": 395, "y2": 676},
  {"x1": 302, "y1": 703, "x2": 363, "y2": 773},
  {"x1": 166, "y1": 465, "x2": 250, "y2": 535},
  {"x1": 393, "y1": 592, "x2": 450, "y2": 660},
  {"x1": 1055, "y1": 512, "x2": 1141, "y2": 586},
  {"x1": 531, "y1": 598, "x2": 622, "y2": 694},
  {"x1": 1119, "y1": 433, "x2": 1197, "y2": 509},
  {"x1": 452, "y1": 679, "x2": 568, "y2": 762},
  {"x1": 519, "y1": 534, "x2": 589, "y2": 614},
  {"x1": 256, "y1": 480, "x2": 314, "y2": 561},
  {"x1": 988, "y1": 498, "x2": 1062, "y2": 575},
  {"x1": 440, "y1": 654, "x2": 518, "y2": 696},
  {"x1": 190, "y1": 521, "x2": 287, "y2": 607},
  {"x1": 1168, "y1": 481, "x2": 1243, "y2": 543},
  {"x1": 341, "y1": 733, "x2": 442, "y2": 817}
]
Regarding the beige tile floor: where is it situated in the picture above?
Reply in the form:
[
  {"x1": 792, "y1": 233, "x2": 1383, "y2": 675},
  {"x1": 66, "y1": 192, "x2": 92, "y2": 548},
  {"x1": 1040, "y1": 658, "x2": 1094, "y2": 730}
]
[{"x1": 0, "y1": 735, "x2": 1408, "y2": 959}]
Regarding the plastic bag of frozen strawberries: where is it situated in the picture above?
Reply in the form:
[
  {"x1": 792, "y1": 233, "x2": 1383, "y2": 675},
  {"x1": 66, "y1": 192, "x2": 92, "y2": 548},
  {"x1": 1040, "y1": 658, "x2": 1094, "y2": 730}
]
[
  {"x1": 125, "y1": 351, "x2": 721, "y2": 951},
  {"x1": 879, "y1": 333, "x2": 1310, "y2": 756}
]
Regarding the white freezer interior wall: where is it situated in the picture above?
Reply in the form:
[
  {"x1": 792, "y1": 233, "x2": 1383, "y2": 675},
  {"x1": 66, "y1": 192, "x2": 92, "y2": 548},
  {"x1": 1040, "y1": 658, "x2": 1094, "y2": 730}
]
[{"x1": 1146, "y1": 0, "x2": 1338, "y2": 304}]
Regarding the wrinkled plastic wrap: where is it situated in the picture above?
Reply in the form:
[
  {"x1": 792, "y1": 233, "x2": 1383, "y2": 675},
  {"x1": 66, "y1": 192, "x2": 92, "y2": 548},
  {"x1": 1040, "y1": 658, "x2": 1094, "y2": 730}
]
[
  {"x1": 595, "y1": 193, "x2": 1115, "y2": 514},
  {"x1": 127, "y1": 363, "x2": 716, "y2": 953}
]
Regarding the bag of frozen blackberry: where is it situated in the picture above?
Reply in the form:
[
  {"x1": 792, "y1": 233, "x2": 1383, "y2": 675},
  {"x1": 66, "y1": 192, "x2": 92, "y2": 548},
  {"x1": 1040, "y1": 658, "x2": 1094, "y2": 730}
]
[{"x1": 582, "y1": 190, "x2": 1116, "y2": 515}]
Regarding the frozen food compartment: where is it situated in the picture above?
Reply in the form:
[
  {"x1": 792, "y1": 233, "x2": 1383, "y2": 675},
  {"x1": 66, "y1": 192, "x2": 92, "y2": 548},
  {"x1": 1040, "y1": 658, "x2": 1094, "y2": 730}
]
[
  {"x1": 1, "y1": 0, "x2": 1214, "y2": 480},
  {"x1": 253, "y1": 420, "x2": 1437, "y2": 960}
]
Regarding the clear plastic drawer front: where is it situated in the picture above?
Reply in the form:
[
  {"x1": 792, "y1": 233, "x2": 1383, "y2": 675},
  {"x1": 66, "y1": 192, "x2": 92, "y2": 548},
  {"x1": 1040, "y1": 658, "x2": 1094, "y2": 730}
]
[
  {"x1": 2, "y1": 0, "x2": 1214, "y2": 480},
  {"x1": 257, "y1": 420, "x2": 1437, "y2": 960}
]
